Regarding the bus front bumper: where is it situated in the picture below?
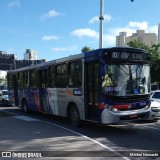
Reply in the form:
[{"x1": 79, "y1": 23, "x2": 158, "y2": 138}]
[{"x1": 101, "y1": 108, "x2": 150, "y2": 124}]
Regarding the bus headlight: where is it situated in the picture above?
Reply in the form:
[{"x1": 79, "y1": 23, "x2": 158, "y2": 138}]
[
  {"x1": 112, "y1": 108, "x2": 120, "y2": 113},
  {"x1": 105, "y1": 104, "x2": 120, "y2": 113}
]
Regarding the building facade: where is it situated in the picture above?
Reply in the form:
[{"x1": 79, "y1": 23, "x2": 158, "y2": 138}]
[
  {"x1": 116, "y1": 30, "x2": 157, "y2": 47},
  {"x1": 116, "y1": 32, "x2": 127, "y2": 47},
  {"x1": 24, "y1": 49, "x2": 38, "y2": 60}
]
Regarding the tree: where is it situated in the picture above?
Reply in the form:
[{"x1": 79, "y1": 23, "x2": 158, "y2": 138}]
[
  {"x1": 127, "y1": 40, "x2": 160, "y2": 84},
  {"x1": 81, "y1": 46, "x2": 93, "y2": 53}
]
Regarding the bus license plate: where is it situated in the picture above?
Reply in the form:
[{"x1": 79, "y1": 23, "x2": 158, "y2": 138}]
[{"x1": 130, "y1": 115, "x2": 137, "y2": 118}]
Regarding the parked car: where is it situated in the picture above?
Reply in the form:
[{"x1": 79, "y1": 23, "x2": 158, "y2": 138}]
[
  {"x1": 149, "y1": 100, "x2": 160, "y2": 120},
  {"x1": 0, "y1": 90, "x2": 9, "y2": 106},
  {"x1": 149, "y1": 90, "x2": 160, "y2": 120},
  {"x1": 150, "y1": 90, "x2": 160, "y2": 103}
]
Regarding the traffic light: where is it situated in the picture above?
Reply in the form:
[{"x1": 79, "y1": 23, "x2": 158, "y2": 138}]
[{"x1": 131, "y1": 0, "x2": 134, "y2": 2}]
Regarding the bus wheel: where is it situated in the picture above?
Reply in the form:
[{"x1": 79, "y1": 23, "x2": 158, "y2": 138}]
[
  {"x1": 70, "y1": 105, "x2": 81, "y2": 127},
  {"x1": 22, "y1": 100, "x2": 29, "y2": 114}
]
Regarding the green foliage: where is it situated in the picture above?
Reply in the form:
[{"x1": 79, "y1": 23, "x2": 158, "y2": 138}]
[
  {"x1": 81, "y1": 46, "x2": 93, "y2": 53},
  {"x1": 127, "y1": 40, "x2": 160, "y2": 84}
]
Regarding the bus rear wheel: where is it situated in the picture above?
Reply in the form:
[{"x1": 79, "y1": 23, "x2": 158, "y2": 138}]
[
  {"x1": 22, "y1": 100, "x2": 29, "y2": 113},
  {"x1": 70, "y1": 105, "x2": 81, "y2": 127}
]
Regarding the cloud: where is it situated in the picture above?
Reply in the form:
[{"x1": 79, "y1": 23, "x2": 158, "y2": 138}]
[
  {"x1": 51, "y1": 45, "x2": 77, "y2": 52},
  {"x1": 40, "y1": 10, "x2": 60, "y2": 21},
  {"x1": 70, "y1": 21, "x2": 158, "y2": 48},
  {"x1": 89, "y1": 16, "x2": 99, "y2": 24},
  {"x1": 6, "y1": 48, "x2": 14, "y2": 53},
  {"x1": 146, "y1": 25, "x2": 158, "y2": 35},
  {"x1": 8, "y1": 0, "x2": 21, "y2": 9},
  {"x1": 89, "y1": 14, "x2": 112, "y2": 24},
  {"x1": 102, "y1": 21, "x2": 158, "y2": 47},
  {"x1": 128, "y1": 21, "x2": 148, "y2": 30},
  {"x1": 109, "y1": 21, "x2": 158, "y2": 37},
  {"x1": 103, "y1": 34, "x2": 116, "y2": 46},
  {"x1": 42, "y1": 35, "x2": 59, "y2": 41},
  {"x1": 71, "y1": 28, "x2": 98, "y2": 38}
]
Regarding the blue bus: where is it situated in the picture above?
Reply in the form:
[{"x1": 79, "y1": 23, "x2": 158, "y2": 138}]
[{"x1": 7, "y1": 47, "x2": 151, "y2": 126}]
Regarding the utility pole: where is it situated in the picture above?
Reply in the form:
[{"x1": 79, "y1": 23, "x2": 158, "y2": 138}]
[
  {"x1": 99, "y1": 0, "x2": 134, "y2": 48},
  {"x1": 99, "y1": 0, "x2": 104, "y2": 48}
]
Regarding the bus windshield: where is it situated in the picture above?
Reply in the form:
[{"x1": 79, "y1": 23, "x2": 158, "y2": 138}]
[{"x1": 102, "y1": 63, "x2": 150, "y2": 96}]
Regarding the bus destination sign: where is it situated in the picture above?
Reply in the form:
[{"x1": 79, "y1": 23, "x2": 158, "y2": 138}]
[{"x1": 104, "y1": 51, "x2": 149, "y2": 60}]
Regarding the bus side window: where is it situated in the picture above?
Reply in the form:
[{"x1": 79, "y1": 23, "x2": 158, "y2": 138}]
[
  {"x1": 49, "y1": 66, "x2": 56, "y2": 88},
  {"x1": 23, "y1": 71, "x2": 29, "y2": 87},
  {"x1": 18, "y1": 72, "x2": 23, "y2": 88},
  {"x1": 8, "y1": 74, "x2": 14, "y2": 89},
  {"x1": 30, "y1": 70, "x2": 37, "y2": 87},
  {"x1": 56, "y1": 64, "x2": 67, "y2": 88},
  {"x1": 68, "y1": 61, "x2": 82, "y2": 88}
]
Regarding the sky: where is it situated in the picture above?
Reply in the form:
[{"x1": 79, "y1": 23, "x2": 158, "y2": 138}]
[{"x1": 0, "y1": 0, "x2": 160, "y2": 61}]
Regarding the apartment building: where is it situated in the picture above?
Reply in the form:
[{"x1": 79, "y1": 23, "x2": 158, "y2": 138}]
[
  {"x1": 116, "y1": 30, "x2": 157, "y2": 47},
  {"x1": 116, "y1": 32, "x2": 127, "y2": 47},
  {"x1": 24, "y1": 49, "x2": 38, "y2": 60}
]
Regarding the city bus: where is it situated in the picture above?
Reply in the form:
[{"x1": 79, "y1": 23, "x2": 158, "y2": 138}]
[{"x1": 7, "y1": 47, "x2": 151, "y2": 126}]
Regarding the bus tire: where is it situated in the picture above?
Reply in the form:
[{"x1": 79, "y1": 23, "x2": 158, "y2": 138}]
[
  {"x1": 70, "y1": 105, "x2": 81, "y2": 127},
  {"x1": 22, "y1": 100, "x2": 29, "y2": 114}
]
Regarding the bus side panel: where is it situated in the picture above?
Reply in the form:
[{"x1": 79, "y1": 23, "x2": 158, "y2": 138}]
[
  {"x1": 63, "y1": 88, "x2": 85, "y2": 120},
  {"x1": 47, "y1": 88, "x2": 66, "y2": 116},
  {"x1": 8, "y1": 89, "x2": 15, "y2": 106},
  {"x1": 40, "y1": 88, "x2": 52, "y2": 113},
  {"x1": 46, "y1": 88, "x2": 85, "y2": 119},
  {"x1": 17, "y1": 88, "x2": 25, "y2": 108},
  {"x1": 18, "y1": 88, "x2": 40, "y2": 112}
]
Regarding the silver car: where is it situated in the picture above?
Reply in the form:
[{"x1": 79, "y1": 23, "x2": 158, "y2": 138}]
[
  {"x1": 149, "y1": 101, "x2": 160, "y2": 120},
  {"x1": 149, "y1": 91, "x2": 160, "y2": 120},
  {"x1": 0, "y1": 90, "x2": 9, "y2": 106}
]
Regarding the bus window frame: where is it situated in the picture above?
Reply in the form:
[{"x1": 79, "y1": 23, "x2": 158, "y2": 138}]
[
  {"x1": 30, "y1": 69, "x2": 37, "y2": 88},
  {"x1": 56, "y1": 63, "x2": 68, "y2": 88},
  {"x1": 68, "y1": 60, "x2": 82, "y2": 88}
]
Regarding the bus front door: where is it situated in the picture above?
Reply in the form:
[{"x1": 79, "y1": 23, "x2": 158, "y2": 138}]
[{"x1": 86, "y1": 62, "x2": 99, "y2": 121}]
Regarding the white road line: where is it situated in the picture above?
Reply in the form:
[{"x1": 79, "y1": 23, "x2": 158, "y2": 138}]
[
  {"x1": 11, "y1": 112, "x2": 130, "y2": 159},
  {"x1": 41, "y1": 120, "x2": 130, "y2": 160},
  {"x1": 12, "y1": 112, "x2": 160, "y2": 159},
  {"x1": 13, "y1": 115, "x2": 40, "y2": 121}
]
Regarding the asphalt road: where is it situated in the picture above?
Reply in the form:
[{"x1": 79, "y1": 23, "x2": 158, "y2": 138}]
[{"x1": 0, "y1": 106, "x2": 160, "y2": 160}]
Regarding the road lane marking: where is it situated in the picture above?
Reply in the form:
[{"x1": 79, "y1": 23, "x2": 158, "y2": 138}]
[
  {"x1": 12, "y1": 113, "x2": 130, "y2": 159},
  {"x1": 13, "y1": 115, "x2": 40, "y2": 121},
  {"x1": 10, "y1": 112, "x2": 130, "y2": 159},
  {"x1": 41, "y1": 120, "x2": 130, "y2": 160}
]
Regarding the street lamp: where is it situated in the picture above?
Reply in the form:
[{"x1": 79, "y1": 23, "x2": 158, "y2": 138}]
[
  {"x1": 99, "y1": 0, "x2": 104, "y2": 49},
  {"x1": 99, "y1": 0, "x2": 134, "y2": 49}
]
